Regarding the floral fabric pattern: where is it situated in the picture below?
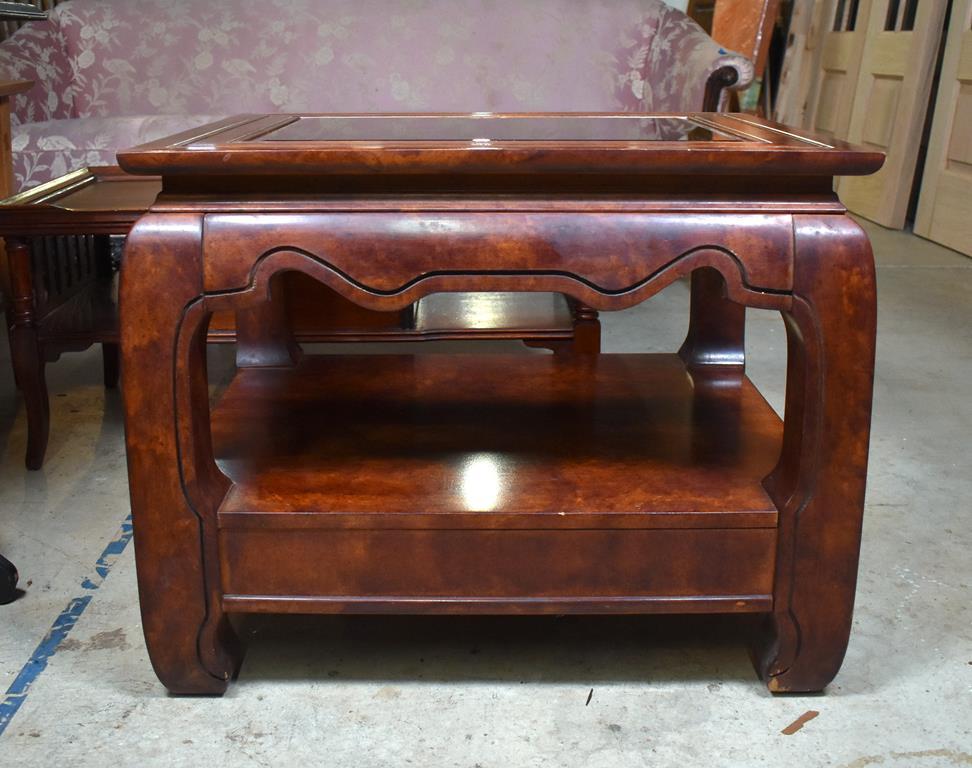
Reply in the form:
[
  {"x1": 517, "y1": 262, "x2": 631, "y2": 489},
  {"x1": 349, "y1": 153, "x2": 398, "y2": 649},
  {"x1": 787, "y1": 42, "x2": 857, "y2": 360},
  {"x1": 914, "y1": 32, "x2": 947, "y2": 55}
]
[
  {"x1": 10, "y1": 114, "x2": 220, "y2": 184},
  {"x1": 0, "y1": 15, "x2": 74, "y2": 125},
  {"x1": 0, "y1": 0, "x2": 751, "y2": 190}
]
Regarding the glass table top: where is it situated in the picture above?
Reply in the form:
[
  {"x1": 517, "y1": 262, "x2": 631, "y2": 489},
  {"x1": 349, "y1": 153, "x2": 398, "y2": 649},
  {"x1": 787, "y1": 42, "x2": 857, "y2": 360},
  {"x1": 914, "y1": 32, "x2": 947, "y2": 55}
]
[{"x1": 256, "y1": 115, "x2": 741, "y2": 143}]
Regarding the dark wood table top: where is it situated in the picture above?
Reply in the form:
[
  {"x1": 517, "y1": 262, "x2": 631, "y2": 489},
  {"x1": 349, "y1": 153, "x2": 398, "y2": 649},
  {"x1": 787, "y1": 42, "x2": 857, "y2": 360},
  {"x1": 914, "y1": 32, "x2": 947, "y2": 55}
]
[{"x1": 116, "y1": 113, "x2": 885, "y2": 178}]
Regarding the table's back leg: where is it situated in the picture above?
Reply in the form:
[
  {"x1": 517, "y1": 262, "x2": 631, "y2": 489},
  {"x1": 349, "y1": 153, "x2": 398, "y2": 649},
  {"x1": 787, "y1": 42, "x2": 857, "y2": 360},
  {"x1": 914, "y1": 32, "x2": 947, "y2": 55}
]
[
  {"x1": 95, "y1": 235, "x2": 121, "y2": 388},
  {"x1": 235, "y1": 274, "x2": 301, "y2": 368},
  {"x1": 568, "y1": 299, "x2": 601, "y2": 354},
  {"x1": 525, "y1": 298, "x2": 601, "y2": 354},
  {"x1": 121, "y1": 214, "x2": 240, "y2": 695},
  {"x1": 753, "y1": 215, "x2": 877, "y2": 693},
  {"x1": 101, "y1": 343, "x2": 119, "y2": 389},
  {"x1": 678, "y1": 267, "x2": 746, "y2": 371}
]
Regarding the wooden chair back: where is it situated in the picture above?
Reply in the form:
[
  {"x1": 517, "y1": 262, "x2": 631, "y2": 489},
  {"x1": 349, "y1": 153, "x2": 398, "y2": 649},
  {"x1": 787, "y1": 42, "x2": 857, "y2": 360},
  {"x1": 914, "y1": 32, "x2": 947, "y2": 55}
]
[{"x1": 711, "y1": 0, "x2": 782, "y2": 78}]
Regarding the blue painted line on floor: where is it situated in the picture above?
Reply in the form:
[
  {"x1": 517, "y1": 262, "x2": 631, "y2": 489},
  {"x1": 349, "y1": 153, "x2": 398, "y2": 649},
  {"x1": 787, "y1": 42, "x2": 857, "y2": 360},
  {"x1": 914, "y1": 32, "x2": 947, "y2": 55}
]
[
  {"x1": 0, "y1": 596, "x2": 91, "y2": 734},
  {"x1": 0, "y1": 515, "x2": 134, "y2": 737},
  {"x1": 82, "y1": 516, "x2": 133, "y2": 591}
]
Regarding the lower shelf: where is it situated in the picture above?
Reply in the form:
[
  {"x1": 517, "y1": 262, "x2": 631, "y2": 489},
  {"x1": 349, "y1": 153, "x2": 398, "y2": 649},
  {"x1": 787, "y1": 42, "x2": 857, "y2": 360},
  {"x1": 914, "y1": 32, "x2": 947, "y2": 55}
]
[
  {"x1": 37, "y1": 274, "x2": 119, "y2": 346},
  {"x1": 211, "y1": 353, "x2": 782, "y2": 611}
]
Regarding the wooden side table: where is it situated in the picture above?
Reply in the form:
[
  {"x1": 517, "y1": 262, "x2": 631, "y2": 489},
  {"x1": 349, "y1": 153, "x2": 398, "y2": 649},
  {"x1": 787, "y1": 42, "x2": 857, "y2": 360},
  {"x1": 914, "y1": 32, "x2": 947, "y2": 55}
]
[
  {"x1": 116, "y1": 113, "x2": 883, "y2": 695},
  {"x1": 0, "y1": 168, "x2": 140, "y2": 470},
  {"x1": 0, "y1": 167, "x2": 594, "y2": 469}
]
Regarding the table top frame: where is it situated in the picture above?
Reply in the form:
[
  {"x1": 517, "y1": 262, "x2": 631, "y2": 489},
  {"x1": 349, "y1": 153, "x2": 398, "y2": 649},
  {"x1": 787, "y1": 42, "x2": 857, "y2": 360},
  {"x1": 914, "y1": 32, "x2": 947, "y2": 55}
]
[{"x1": 117, "y1": 113, "x2": 885, "y2": 178}]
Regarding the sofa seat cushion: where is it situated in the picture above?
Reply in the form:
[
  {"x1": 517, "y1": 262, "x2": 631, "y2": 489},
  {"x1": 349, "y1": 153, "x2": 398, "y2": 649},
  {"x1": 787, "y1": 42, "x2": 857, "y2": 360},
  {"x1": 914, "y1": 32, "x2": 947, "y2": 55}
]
[{"x1": 11, "y1": 114, "x2": 222, "y2": 189}]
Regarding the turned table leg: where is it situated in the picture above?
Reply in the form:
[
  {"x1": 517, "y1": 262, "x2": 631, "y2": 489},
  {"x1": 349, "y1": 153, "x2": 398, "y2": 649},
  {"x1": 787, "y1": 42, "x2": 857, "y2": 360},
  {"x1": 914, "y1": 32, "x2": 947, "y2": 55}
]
[
  {"x1": 522, "y1": 296, "x2": 601, "y2": 355},
  {"x1": 568, "y1": 298, "x2": 601, "y2": 354},
  {"x1": 6, "y1": 237, "x2": 50, "y2": 470},
  {"x1": 121, "y1": 214, "x2": 240, "y2": 695},
  {"x1": 95, "y1": 235, "x2": 120, "y2": 389},
  {"x1": 753, "y1": 215, "x2": 877, "y2": 692}
]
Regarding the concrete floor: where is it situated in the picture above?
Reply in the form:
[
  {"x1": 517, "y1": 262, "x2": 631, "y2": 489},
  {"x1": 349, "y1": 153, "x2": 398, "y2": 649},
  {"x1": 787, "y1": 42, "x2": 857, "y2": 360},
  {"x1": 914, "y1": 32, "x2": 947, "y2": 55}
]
[{"x1": 0, "y1": 219, "x2": 969, "y2": 766}]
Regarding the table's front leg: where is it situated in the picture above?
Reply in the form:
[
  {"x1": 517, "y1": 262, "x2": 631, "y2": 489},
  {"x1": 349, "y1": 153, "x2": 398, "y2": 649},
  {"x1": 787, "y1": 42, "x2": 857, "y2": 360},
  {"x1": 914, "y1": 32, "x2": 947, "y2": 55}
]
[
  {"x1": 754, "y1": 214, "x2": 877, "y2": 692},
  {"x1": 121, "y1": 213, "x2": 240, "y2": 695}
]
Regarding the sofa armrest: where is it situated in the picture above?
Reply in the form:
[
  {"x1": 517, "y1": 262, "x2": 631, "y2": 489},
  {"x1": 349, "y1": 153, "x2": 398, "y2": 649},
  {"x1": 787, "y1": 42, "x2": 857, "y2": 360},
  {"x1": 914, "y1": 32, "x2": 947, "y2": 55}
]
[
  {"x1": 0, "y1": 79, "x2": 31, "y2": 196},
  {"x1": 0, "y1": 15, "x2": 74, "y2": 126},
  {"x1": 0, "y1": 79, "x2": 33, "y2": 98},
  {"x1": 643, "y1": 10, "x2": 753, "y2": 112}
]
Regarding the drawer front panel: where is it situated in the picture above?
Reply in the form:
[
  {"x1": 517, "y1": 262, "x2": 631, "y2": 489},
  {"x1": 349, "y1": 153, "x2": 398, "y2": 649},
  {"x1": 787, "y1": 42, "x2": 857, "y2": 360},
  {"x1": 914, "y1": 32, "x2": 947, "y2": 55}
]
[{"x1": 220, "y1": 528, "x2": 776, "y2": 611}]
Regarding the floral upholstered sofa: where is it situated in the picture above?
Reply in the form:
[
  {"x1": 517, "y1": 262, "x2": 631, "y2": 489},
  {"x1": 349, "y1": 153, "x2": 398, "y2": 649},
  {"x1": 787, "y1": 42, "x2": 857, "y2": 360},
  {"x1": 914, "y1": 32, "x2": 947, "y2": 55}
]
[{"x1": 0, "y1": 0, "x2": 751, "y2": 191}]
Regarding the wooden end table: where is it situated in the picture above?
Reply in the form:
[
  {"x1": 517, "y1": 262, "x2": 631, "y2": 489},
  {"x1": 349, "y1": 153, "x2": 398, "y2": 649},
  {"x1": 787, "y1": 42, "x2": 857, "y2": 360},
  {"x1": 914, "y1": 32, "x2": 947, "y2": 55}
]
[
  {"x1": 0, "y1": 168, "x2": 144, "y2": 469},
  {"x1": 0, "y1": 168, "x2": 592, "y2": 470},
  {"x1": 116, "y1": 113, "x2": 883, "y2": 695}
]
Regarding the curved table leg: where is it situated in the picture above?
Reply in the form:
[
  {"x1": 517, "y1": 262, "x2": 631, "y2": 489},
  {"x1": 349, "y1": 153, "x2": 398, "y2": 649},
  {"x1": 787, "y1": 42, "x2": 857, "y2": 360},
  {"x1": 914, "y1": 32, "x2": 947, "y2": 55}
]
[
  {"x1": 753, "y1": 215, "x2": 877, "y2": 692},
  {"x1": 121, "y1": 214, "x2": 240, "y2": 695}
]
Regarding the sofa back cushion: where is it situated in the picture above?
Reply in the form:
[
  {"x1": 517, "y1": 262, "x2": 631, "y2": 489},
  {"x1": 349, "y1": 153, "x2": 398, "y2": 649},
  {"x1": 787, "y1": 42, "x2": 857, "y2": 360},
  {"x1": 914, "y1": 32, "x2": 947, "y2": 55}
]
[{"x1": 51, "y1": 0, "x2": 688, "y2": 117}]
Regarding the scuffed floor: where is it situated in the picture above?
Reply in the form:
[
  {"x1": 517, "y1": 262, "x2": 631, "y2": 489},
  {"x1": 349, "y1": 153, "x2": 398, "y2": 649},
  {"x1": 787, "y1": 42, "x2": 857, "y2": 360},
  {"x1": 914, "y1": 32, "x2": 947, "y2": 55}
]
[{"x1": 0, "y1": 220, "x2": 969, "y2": 766}]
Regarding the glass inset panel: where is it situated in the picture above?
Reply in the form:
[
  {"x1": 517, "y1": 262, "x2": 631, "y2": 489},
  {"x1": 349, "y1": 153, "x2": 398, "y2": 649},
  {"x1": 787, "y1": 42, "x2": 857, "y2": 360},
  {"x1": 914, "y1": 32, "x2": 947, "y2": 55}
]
[
  {"x1": 846, "y1": 0, "x2": 861, "y2": 30},
  {"x1": 885, "y1": 0, "x2": 902, "y2": 29},
  {"x1": 256, "y1": 116, "x2": 741, "y2": 143},
  {"x1": 833, "y1": 0, "x2": 848, "y2": 30},
  {"x1": 900, "y1": 0, "x2": 918, "y2": 30}
]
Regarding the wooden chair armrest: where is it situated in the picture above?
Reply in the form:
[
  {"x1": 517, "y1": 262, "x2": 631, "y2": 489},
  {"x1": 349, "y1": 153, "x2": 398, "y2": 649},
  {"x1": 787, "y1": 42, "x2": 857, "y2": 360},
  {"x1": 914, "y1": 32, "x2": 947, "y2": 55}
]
[
  {"x1": 703, "y1": 66, "x2": 741, "y2": 111},
  {"x1": 0, "y1": 79, "x2": 32, "y2": 198},
  {"x1": 0, "y1": 79, "x2": 34, "y2": 98}
]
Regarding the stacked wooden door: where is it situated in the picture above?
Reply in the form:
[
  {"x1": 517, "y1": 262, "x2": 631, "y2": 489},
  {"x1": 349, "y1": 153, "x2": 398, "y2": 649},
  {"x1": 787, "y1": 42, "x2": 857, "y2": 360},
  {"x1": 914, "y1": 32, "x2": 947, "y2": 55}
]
[
  {"x1": 914, "y1": 0, "x2": 972, "y2": 255},
  {"x1": 774, "y1": 0, "x2": 831, "y2": 126},
  {"x1": 838, "y1": 0, "x2": 949, "y2": 227},
  {"x1": 804, "y1": 0, "x2": 874, "y2": 139}
]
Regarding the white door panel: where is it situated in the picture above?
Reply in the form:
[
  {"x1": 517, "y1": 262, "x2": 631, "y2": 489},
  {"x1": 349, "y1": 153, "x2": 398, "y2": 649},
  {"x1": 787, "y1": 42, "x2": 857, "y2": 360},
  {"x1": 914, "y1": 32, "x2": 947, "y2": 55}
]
[{"x1": 914, "y1": 0, "x2": 972, "y2": 254}]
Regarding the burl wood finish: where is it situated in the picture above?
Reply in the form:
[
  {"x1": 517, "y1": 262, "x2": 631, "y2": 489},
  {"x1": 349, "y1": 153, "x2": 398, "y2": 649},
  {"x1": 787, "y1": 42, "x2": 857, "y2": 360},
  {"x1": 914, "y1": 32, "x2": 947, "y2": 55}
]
[{"x1": 117, "y1": 113, "x2": 881, "y2": 695}]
